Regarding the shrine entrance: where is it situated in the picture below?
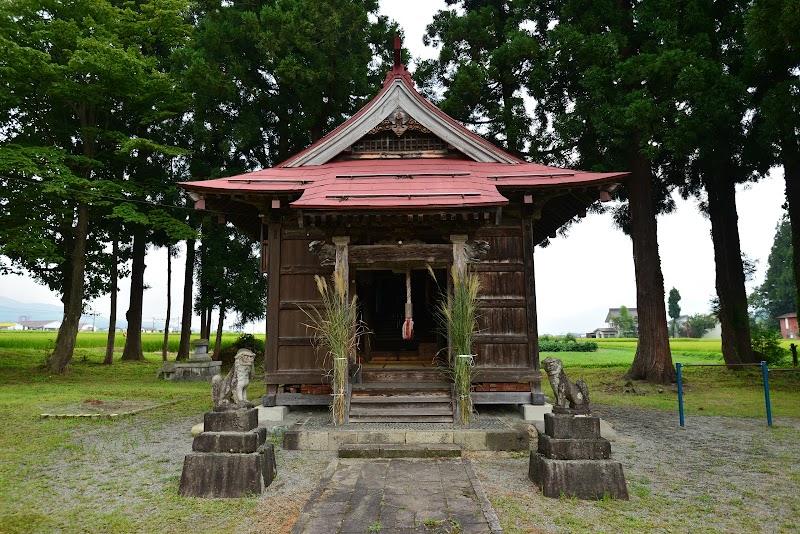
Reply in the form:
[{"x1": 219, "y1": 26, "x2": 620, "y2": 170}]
[{"x1": 356, "y1": 267, "x2": 447, "y2": 366}]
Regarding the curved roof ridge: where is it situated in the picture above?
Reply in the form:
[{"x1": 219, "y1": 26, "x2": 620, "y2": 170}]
[{"x1": 278, "y1": 61, "x2": 522, "y2": 167}]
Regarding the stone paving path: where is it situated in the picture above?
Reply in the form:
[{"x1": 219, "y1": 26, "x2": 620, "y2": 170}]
[{"x1": 292, "y1": 458, "x2": 502, "y2": 534}]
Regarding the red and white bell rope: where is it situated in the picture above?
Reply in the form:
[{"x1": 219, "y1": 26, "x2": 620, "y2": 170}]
[{"x1": 401, "y1": 268, "x2": 414, "y2": 340}]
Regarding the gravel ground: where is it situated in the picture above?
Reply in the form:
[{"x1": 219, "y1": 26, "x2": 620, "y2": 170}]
[{"x1": 43, "y1": 406, "x2": 800, "y2": 533}]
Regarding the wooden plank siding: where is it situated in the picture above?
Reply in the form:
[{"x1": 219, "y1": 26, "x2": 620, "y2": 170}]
[
  {"x1": 472, "y1": 224, "x2": 540, "y2": 391},
  {"x1": 265, "y1": 219, "x2": 333, "y2": 385}
]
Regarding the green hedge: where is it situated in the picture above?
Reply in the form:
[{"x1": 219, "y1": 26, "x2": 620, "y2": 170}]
[{"x1": 539, "y1": 339, "x2": 598, "y2": 352}]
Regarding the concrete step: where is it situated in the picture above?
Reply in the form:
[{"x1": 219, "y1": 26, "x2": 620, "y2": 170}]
[{"x1": 338, "y1": 444, "x2": 462, "y2": 458}]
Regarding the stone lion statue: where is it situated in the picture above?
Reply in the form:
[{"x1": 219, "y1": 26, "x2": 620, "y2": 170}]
[
  {"x1": 212, "y1": 349, "x2": 256, "y2": 407},
  {"x1": 541, "y1": 356, "x2": 590, "y2": 413}
]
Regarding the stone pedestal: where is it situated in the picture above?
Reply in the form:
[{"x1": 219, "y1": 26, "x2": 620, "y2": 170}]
[
  {"x1": 179, "y1": 406, "x2": 276, "y2": 498},
  {"x1": 158, "y1": 339, "x2": 221, "y2": 382},
  {"x1": 529, "y1": 413, "x2": 628, "y2": 500}
]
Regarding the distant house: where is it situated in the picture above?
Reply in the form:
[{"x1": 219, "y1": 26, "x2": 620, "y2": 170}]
[
  {"x1": 591, "y1": 327, "x2": 620, "y2": 339},
  {"x1": 79, "y1": 323, "x2": 95, "y2": 332},
  {"x1": 601, "y1": 307, "x2": 639, "y2": 337},
  {"x1": 19, "y1": 320, "x2": 60, "y2": 331},
  {"x1": 778, "y1": 312, "x2": 798, "y2": 339},
  {"x1": 0, "y1": 322, "x2": 23, "y2": 330}
]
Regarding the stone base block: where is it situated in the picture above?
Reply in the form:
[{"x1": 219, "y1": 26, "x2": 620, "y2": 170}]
[
  {"x1": 528, "y1": 453, "x2": 628, "y2": 500},
  {"x1": 538, "y1": 434, "x2": 611, "y2": 460},
  {"x1": 544, "y1": 413, "x2": 600, "y2": 439},
  {"x1": 192, "y1": 428, "x2": 267, "y2": 453},
  {"x1": 179, "y1": 445, "x2": 277, "y2": 498},
  {"x1": 158, "y1": 360, "x2": 221, "y2": 382},
  {"x1": 204, "y1": 408, "x2": 258, "y2": 433},
  {"x1": 520, "y1": 403, "x2": 553, "y2": 421},
  {"x1": 258, "y1": 405, "x2": 289, "y2": 422}
]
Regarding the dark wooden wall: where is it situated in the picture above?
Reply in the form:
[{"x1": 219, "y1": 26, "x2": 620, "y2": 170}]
[
  {"x1": 265, "y1": 221, "x2": 332, "y2": 389},
  {"x1": 473, "y1": 220, "x2": 538, "y2": 384}
]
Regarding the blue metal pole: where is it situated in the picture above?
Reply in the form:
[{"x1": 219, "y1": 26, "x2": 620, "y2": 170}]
[
  {"x1": 761, "y1": 361, "x2": 773, "y2": 427},
  {"x1": 676, "y1": 363, "x2": 684, "y2": 427}
]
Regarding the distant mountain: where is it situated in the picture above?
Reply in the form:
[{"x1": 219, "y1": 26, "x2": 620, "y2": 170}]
[{"x1": 0, "y1": 296, "x2": 63, "y2": 323}]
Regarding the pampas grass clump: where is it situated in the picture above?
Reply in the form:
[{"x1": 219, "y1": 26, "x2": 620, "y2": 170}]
[{"x1": 301, "y1": 266, "x2": 360, "y2": 425}]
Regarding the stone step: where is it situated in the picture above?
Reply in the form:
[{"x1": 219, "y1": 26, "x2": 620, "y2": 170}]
[
  {"x1": 348, "y1": 414, "x2": 455, "y2": 423},
  {"x1": 350, "y1": 394, "x2": 450, "y2": 403},
  {"x1": 338, "y1": 444, "x2": 462, "y2": 458},
  {"x1": 352, "y1": 381, "x2": 450, "y2": 391},
  {"x1": 349, "y1": 406, "x2": 453, "y2": 417}
]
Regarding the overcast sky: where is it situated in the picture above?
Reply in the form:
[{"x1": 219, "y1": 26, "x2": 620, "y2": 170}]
[{"x1": 0, "y1": 0, "x2": 788, "y2": 335}]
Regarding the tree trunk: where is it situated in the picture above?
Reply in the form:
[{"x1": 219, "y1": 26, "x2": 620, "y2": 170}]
[
  {"x1": 204, "y1": 307, "x2": 213, "y2": 341},
  {"x1": 705, "y1": 173, "x2": 756, "y2": 365},
  {"x1": 103, "y1": 238, "x2": 119, "y2": 365},
  {"x1": 784, "y1": 157, "x2": 800, "y2": 321},
  {"x1": 176, "y1": 239, "x2": 195, "y2": 361},
  {"x1": 48, "y1": 202, "x2": 89, "y2": 374},
  {"x1": 121, "y1": 226, "x2": 146, "y2": 361},
  {"x1": 213, "y1": 300, "x2": 226, "y2": 359},
  {"x1": 199, "y1": 307, "x2": 207, "y2": 340},
  {"x1": 624, "y1": 150, "x2": 676, "y2": 383},
  {"x1": 162, "y1": 246, "x2": 172, "y2": 361}
]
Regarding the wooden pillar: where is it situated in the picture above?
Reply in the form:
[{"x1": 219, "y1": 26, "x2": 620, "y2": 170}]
[
  {"x1": 263, "y1": 215, "x2": 282, "y2": 404},
  {"x1": 522, "y1": 216, "x2": 543, "y2": 404},
  {"x1": 332, "y1": 236, "x2": 350, "y2": 297},
  {"x1": 450, "y1": 234, "x2": 468, "y2": 280}
]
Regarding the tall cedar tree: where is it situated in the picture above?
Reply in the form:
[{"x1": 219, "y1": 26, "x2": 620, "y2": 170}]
[
  {"x1": 0, "y1": 0, "x2": 192, "y2": 372},
  {"x1": 752, "y1": 214, "x2": 797, "y2": 327},
  {"x1": 668, "y1": 287, "x2": 681, "y2": 337},
  {"x1": 194, "y1": 223, "x2": 267, "y2": 357},
  {"x1": 417, "y1": 0, "x2": 544, "y2": 158},
  {"x1": 747, "y1": 0, "x2": 800, "y2": 323},
  {"x1": 177, "y1": 0, "x2": 400, "y2": 176},
  {"x1": 176, "y1": 238, "x2": 196, "y2": 361},
  {"x1": 538, "y1": 0, "x2": 678, "y2": 382},
  {"x1": 667, "y1": 1, "x2": 757, "y2": 365}
]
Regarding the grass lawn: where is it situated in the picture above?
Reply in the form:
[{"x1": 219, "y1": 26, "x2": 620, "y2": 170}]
[
  {"x1": 547, "y1": 338, "x2": 800, "y2": 419},
  {"x1": 0, "y1": 347, "x2": 258, "y2": 533}
]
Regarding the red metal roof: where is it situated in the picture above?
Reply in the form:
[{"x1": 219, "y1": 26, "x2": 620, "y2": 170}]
[{"x1": 180, "y1": 158, "x2": 626, "y2": 210}]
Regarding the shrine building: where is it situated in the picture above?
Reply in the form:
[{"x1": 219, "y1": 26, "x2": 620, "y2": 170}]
[{"x1": 181, "y1": 41, "x2": 626, "y2": 422}]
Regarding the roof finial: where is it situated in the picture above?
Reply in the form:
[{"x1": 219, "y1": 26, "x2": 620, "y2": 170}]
[{"x1": 394, "y1": 35, "x2": 401, "y2": 67}]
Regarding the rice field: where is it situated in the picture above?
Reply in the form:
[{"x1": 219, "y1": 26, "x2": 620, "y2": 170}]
[{"x1": 0, "y1": 330, "x2": 264, "y2": 352}]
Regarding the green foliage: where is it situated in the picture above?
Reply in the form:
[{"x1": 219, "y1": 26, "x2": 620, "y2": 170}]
[
  {"x1": 196, "y1": 222, "x2": 267, "y2": 329},
  {"x1": 751, "y1": 214, "x2": 797, "y2": 327},
  {"x1": 418, "y1": 1, "x2": 542, "y2": 157},
  {"x1": 750, "y1": 322, "x2": 787, "y2": 366},
  {"x1": 539, "y1": 340, "x2": 598, "y2": 353},
  {"x1": 179, "y1": 0, "x2": 398, "y2": 171},
  {"x1": 668, "y1": 288, "x2": 682, "y2": 336},
  {"x1": 684, "y1": 314, "x2": 717, "y2": 338},
  {"x1": 217, "y1": 333, "x2": 267, "y2": 368}
]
